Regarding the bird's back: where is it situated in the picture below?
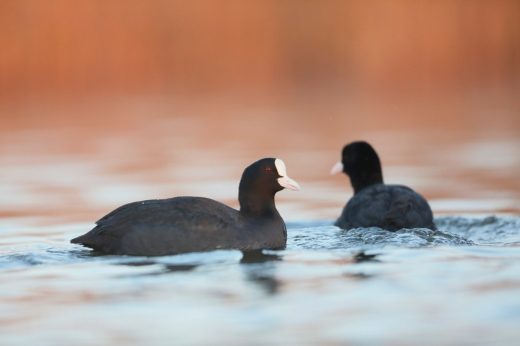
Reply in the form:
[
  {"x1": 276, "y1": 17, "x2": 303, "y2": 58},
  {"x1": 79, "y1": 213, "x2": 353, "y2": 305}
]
[
  {"x1": 71, "y1": 197, "x2": 242, "y2": 255},
  {"x1": 336, "y1": 184, "x2": 435, "y2": 231}
]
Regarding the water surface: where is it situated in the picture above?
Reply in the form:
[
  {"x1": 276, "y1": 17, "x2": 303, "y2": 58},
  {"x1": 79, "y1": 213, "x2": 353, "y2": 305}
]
[{"x1": 1, "y1": 99, "x2": 519, "y2": 345}]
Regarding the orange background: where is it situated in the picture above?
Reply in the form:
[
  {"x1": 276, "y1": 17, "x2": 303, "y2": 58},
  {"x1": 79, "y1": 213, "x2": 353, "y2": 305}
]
[
  {"x1": 0, "y1": 1, "x2": 519, "y2": 220},
  {"x1": 1, "y1": 0, "x2": 519, "y2": 99}
]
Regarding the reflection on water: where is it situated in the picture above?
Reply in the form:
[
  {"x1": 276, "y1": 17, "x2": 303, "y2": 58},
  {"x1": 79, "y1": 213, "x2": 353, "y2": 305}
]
[
  {"x1": 240, "y1": 250, "x2": 283, "y2": 264},
  {"x1": 0, "y1": 97, "x2": 519, "y2": 345}
]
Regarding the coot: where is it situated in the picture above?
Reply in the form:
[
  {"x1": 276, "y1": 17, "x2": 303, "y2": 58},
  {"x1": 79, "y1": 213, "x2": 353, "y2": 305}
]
[
  {"x1": 71, "y1": 158, "x2": 300, "y2": 256},
  {"x1": 331, "y1": 141, "x2": 436, "y2": 231}
]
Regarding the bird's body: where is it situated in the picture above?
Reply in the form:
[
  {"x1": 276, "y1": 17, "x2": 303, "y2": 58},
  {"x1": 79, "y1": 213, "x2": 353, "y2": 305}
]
[
  {"x1": 72, "y1": 197, "x2": 286, "y2": 256},
  {"x1": 71, "y1": 158, "x2": 299, "y2": 256},
  {"x1": 332, "y1": 141, "x2": 436, "y2": 231},
  {"x1": 335, "y1": 184, "x2": 435, "y2": 231}
]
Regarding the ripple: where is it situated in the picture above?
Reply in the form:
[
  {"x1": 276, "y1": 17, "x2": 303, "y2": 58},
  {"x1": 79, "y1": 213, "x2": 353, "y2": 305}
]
[
  {"x1": 435, "y1": 215, "x2": 520, "y2": 245},
  {"x1": 1, "y1": 216, "x2": 518, "y2": 272},
  {"x1": 288, "y1": 224, "x2": 473, "y2": 250}
]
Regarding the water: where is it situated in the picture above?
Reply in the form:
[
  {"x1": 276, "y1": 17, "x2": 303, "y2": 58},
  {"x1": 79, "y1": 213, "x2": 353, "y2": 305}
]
[
  {"x1": 1, "y1": 97, "x2": 519, "y2": 345},
  {"x1": 1, "y1": 216, "x2": 520, "y2": 345}
]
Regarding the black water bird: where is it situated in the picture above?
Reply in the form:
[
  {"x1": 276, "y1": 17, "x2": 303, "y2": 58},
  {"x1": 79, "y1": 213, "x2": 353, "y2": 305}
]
[
  {"x1": 331, "y1": 141, "x2": 435, "y2": 231},
  {"x1": 71, "y1": 158, "x2": 300, "y2": 256}
]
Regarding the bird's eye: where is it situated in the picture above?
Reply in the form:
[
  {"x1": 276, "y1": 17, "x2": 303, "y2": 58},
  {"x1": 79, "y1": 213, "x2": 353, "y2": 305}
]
[{"x1": 264, "y1": 167, "x2": 273, "y2": 173}]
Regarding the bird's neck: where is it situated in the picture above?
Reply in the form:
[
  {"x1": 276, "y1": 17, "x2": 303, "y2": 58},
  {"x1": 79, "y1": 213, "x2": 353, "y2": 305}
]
[
  {"x1": 239, "y1": 190, "x2": 279, "y2": 218},
  {"x1": 349, "y1": 171, "x2": 384, "y2": 194}
]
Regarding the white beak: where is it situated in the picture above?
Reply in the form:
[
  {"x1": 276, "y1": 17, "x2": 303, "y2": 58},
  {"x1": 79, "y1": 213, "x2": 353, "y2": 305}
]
[
  {"x1": 275, "y1": 158, "x2": 300, "y2": 191},
  {"x1": 277, "y1": 175, "x2": 300, "y2": 191},
  {"x1": 330, "y1": 161, "x2": 344, "y2": 175}
]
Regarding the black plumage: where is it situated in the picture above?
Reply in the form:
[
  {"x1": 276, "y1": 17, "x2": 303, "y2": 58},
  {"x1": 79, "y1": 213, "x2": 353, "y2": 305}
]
[
  {"x1": 332, "y1": 141, "x2": 436, "y2": 231},
  {"x1": 71, "y1": 158, "x2": 299, "y2": 256}
]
